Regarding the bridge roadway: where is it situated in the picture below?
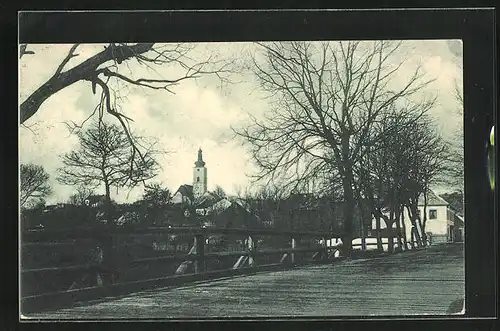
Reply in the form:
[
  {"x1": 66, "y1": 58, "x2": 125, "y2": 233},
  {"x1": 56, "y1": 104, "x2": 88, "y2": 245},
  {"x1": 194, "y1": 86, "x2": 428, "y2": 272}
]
[{"x1": 25, "y1": 243, "x2": 464, "y2": 319}]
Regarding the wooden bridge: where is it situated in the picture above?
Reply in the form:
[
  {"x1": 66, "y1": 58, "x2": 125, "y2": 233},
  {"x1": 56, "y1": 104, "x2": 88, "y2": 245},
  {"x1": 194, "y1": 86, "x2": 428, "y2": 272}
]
[{"x1": 20, "y1": 226, "x2": 464, "y2": 319}]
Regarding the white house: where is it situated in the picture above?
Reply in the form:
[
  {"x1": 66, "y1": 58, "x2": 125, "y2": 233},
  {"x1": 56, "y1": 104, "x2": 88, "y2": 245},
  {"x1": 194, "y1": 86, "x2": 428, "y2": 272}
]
[
  {"x1": 406, "y1": 190, "x2": 465, "y2": 244},
  {"x1": 370, "y1": 190, "x2": 464, "y2": 245},
  {"x1": 403, "y1": 190, "x2": 452, "y2": 244}
]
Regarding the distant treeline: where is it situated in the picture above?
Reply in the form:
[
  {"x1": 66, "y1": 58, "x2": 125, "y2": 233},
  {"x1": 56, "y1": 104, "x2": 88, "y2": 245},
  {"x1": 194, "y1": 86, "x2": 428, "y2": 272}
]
[
  {"x1": 21, "y1": 204, "x2": 195, "y2": 229},
  {"x1": 20, "y1": 199, "x2": 350, "y2": 233}
]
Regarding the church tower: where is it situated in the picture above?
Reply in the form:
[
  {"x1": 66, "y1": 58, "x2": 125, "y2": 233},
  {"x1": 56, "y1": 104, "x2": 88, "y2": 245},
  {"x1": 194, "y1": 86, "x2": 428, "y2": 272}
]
[{"x1": 193, "y1": 148, "x2": 208, "y2": 198}]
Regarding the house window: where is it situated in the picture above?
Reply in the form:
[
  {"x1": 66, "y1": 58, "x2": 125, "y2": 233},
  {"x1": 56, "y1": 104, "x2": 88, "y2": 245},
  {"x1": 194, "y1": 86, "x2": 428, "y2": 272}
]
[
  {"x1": 197, "y1": 169, "x2": 199, "y2": 171},
  {"x1": 197, "y1": 177, "x2": 200, "y2": 182},
  {"x1": 429, "y1": 209, "x2": 437, "y2": 219}
]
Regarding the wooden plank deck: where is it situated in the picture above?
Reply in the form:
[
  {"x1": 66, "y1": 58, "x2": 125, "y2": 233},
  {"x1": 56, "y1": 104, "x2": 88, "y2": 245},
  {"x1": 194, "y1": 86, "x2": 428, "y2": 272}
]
[{"x1": 23, "y1": 243, "x2": 464, "y2": 319}]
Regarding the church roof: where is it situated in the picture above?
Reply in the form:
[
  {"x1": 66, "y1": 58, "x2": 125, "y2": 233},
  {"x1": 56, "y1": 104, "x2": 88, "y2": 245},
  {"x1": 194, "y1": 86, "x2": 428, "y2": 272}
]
[{"x1": 175, "y1": 184, "x2": 194, "y2": 200}]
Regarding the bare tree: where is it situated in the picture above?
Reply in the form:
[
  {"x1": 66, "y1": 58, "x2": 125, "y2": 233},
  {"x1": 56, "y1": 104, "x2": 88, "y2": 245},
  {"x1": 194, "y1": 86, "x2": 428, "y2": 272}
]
[
  {"x1": 68, "y1": 185, "x2": 96, "y2": 205},
  {"x1": 406, "y1": 119, "x2": 452, "y2": 246},
  {"x1": 57, "y1": 120, "x2": 160, "y2": 206},
  {"x1": 234, "y1": 184, "x2": 287, "y2": 229},
  {"x1": 20, "y1": 163, "x2": 53, "y2": 208},
  {"x1": 213, "y1": 185, "x2": 227, "y2": 199},
  {"x1": 448, "y1": 81, "x2": 464, "y2": 191},
  {"x1": 367, "y1": 105, "x2": 450, "y2": 249},
  {"x1": 384, "y1": 109, "x2": 424, "y2": 250},
  {"x1": 235, "y1": 41, "x2": 432, "y2": 256}
]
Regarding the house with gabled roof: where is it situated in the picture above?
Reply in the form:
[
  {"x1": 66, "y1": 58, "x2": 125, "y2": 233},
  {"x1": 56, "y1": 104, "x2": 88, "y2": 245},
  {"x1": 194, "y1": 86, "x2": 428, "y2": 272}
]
[
  {"x1": 202, "y1": 197, "x2": 260, "y2": 229},
  {"x1": 172, "y1": 184, "x2": 194, "y2": 204},
  {"x1": 371, "y1": 189, "x2": 464, "y2": 245},
  {"x1": 411, "y1": 189, "x2": 465, "y2": 244},
  {"x1": 416, "y1": 190, "x2": 449, "y2": 242}
]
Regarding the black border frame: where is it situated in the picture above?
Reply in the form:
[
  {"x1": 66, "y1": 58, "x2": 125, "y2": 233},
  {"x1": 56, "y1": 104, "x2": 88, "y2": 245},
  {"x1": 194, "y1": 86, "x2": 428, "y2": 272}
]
[{"x1": 3, "y1": 7, "x2": 497, "y2": 331}]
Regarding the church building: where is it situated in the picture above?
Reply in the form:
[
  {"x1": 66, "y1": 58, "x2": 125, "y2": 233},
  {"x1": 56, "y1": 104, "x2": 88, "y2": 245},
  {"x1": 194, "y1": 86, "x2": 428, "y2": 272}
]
[
  {"x1": 172, "y1": 148, "x2": 212, "y2": 204},
  {"x1": 170, "y1": 148, "x2": 261, "y2": 229}
]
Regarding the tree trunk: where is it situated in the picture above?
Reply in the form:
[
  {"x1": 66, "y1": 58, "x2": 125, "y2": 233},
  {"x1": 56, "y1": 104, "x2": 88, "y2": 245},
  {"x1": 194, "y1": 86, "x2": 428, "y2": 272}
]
[
  {"x1": 361, "y1": 200, "x2": 368, "y2": 251},
  {"x1": 361, "y1": 220, "x2": 367, "y2": 251},
  {"x1": 372, "y1": 205, "x2": 385, "y2": 252},
  {"x1": 421, "y1": 189, "x2": 428, "y2": 246},
  {"x1": 416, "y1": 216, "x2": 425, "y2": 247},
  {"x1": 341, "y1": 204, "x2": 354, "y2": 257},
  {"x1": 341, "y1": 172, "x2": 355, "y2": 257},
  {"x1": 355, "y1": 189, "x2": 367, "y2": 251},
  {"x1": 98, "y1": 178, "x2": 115, "y2": 286},
  {"x1": 385, "y1": 189, "x2": 395, "y2": 253},
  {"x1": 339, "y1": 134, "x2": 354, "y2": 257},
  {"x1": 414, "y1": 195, "x2": 425, "y2": 247},
  {"x1": 102, "y1": 176, "x2": 114, "y2": 227},
  {"x1": 393, "y1": 187, "x2": 404, "y2": 252},
  {"x1": 394, "y1": 201, "x2": 403, "y2": 252},
  {"x1": 400, "y1": 205, "x2": 408, "y2": 250},
  {"x1": 375, "y1": 213, "x2": 383, "y2": 251},
  {"x1": 374, "y1": 182, "x2": 383, "y2": 252},
  {"x1": 406, "y1": 203, "x2": 422, "y2": 247},
  {"x1": 387, "y1": 210, "x2": 394, "y2": 254},
  {"x1": 105, "y1": 182, "x2": 111, "y2": 205}
]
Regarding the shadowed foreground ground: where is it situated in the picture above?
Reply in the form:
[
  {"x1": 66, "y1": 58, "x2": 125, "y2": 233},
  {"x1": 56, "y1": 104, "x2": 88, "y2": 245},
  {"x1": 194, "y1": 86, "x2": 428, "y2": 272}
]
[{"x1": 24, "y1": 243, "x2": 464, "y2": 319}]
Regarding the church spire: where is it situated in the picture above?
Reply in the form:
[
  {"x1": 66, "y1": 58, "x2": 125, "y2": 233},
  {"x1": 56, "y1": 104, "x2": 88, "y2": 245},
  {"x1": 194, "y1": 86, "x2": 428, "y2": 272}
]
[
  {"x1": 193, "y1": 148, "x2": 208, "y2": 198},
  {"x1": 195, "y1": 148, "x2": 206, "y2": 167}
]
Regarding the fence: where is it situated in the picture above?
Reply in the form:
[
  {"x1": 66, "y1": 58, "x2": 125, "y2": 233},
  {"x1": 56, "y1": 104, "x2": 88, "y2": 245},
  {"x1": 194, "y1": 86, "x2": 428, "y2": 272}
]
[{"x1": 21, "y1": 225, "x2": 345, "y2": 313}]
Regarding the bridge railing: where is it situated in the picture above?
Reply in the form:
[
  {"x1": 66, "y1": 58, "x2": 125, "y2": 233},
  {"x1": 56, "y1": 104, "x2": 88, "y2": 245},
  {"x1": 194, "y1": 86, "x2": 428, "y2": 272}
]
[{"x1": 20, "y1": 225, "x2": 344, "y2": 313}]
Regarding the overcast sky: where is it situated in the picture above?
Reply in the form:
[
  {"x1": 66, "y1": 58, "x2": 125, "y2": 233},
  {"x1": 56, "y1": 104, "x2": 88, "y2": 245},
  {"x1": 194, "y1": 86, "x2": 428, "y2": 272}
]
[{"x1": 19, "y1": 40, "x2": 463, "y2": 204}]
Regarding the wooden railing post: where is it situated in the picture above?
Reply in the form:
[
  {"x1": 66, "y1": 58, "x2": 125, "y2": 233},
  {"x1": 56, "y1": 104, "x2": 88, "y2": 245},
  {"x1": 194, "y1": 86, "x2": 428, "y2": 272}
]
[
  {"x1": 322, "y1": 236, "x2": 327, "y2": 260},
  {"x1": 194, "y1": 234, "x2": 205, "y2": 274},
  {"x1": 247, "y1": 235, "x2": 255, "y2": 267},
  {"x1": 96, "y1": 228, "x2": 115, "y2": 287},
  {"x1": 291, "y1": 237, "x2": 296, "y2": 264},
  {"x1": 175, "y1": 242, "x2": 196, "y2": 275}
]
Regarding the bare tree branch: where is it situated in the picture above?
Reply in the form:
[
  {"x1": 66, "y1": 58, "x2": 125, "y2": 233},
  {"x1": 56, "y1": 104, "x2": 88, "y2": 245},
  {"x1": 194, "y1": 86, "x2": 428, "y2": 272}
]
[
  {"x1": 20, "y1": 43, "x2": 237, "y2": 126},
  {"x1": 54, "y1": 44, "x2": 80, "y2": 77},
  {"x1": 19, "y1": 44, "x2": 35, "y2": 58}
]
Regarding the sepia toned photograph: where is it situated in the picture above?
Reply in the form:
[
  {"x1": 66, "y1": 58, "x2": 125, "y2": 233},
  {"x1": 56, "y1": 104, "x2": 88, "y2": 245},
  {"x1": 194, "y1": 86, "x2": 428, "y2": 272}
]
[{"x1": 19, "y1": 39, "x2": 466, "y2": 319}]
